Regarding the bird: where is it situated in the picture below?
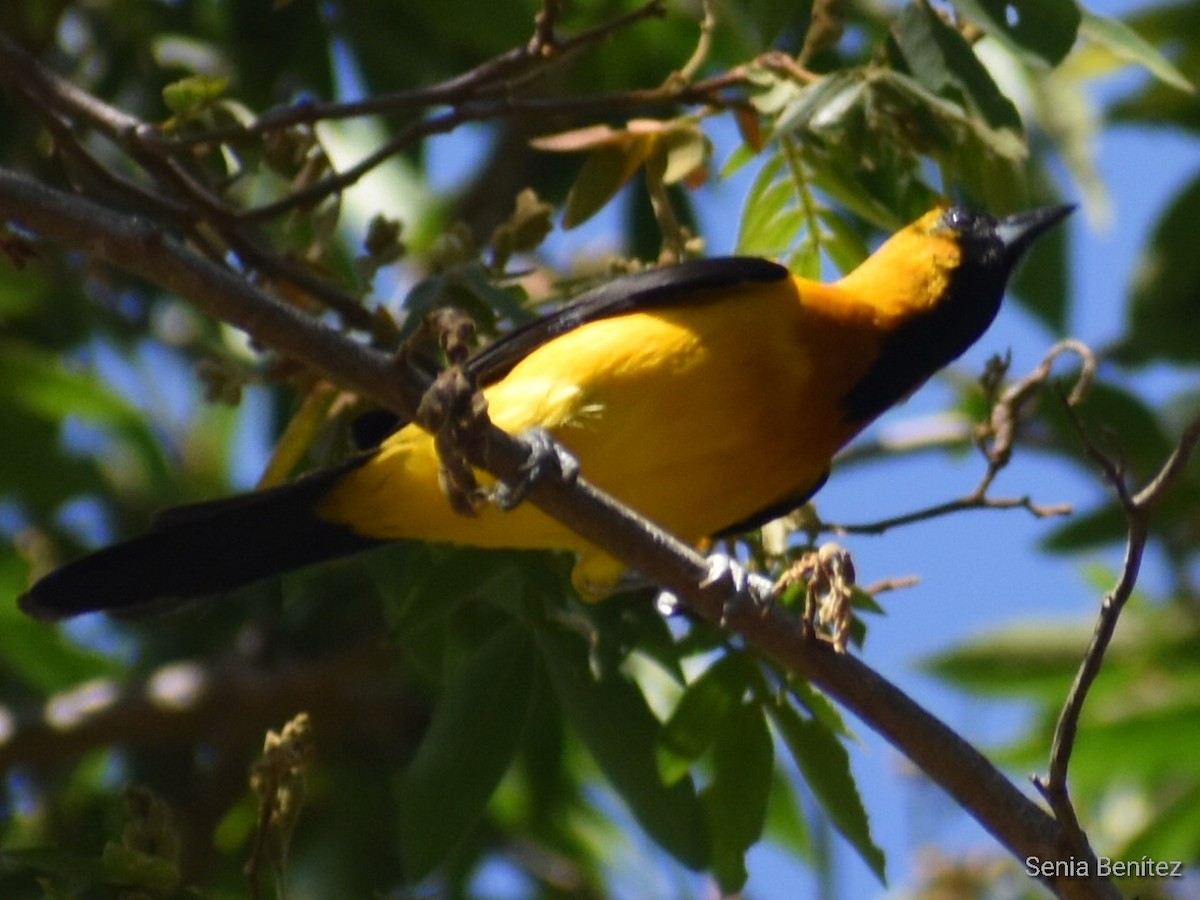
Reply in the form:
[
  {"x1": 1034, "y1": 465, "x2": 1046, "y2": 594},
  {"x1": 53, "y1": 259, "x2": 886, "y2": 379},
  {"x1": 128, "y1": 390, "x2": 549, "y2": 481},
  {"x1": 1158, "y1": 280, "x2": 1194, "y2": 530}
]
[{"x1": 19, "y1": 203, "x2": 1073, "y2": 620}]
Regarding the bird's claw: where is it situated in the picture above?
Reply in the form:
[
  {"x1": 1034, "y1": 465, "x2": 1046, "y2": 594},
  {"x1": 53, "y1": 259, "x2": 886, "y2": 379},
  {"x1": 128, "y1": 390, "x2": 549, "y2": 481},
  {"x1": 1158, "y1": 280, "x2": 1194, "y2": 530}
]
[
  {"x1": 493, "y1": 428, "x2": 580, "y2": 511},
  {"x1": 656, "y1": 554, "x2": 776, "y2": 625},
  {"x1": 701, "y1": 554, "x2": 776, "y2": 627}
]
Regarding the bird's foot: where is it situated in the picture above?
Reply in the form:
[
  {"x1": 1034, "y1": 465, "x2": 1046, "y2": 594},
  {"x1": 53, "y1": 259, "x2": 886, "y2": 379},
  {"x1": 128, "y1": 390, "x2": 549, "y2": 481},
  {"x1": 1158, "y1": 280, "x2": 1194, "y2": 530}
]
[
  {"x1": 656, "y1": 553, "x2": 776, "y2": 625},
  {"x1": 492, "y1": 427, "x2": 580, "y2": 511}
]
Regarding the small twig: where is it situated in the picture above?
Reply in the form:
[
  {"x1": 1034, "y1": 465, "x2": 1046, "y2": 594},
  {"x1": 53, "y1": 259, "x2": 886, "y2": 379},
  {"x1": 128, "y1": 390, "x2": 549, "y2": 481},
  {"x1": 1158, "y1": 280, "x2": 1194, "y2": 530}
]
[
  {"x1": 672, "y1": 0, "x2": 717, "y2": 84},
  {"x1": 140, "y1": 0, "x2": 669, "y2": 148},
  {"x1": 529, "y1": 0, "x2": 563, "y2": 54},
  {"x1": 821, "y1": 340, "x2": 1094, "y2": 536},
  {"x1": 1033, "y1": 409, "x2": 1200, "y2": 852},
  {"x1": 862, "y1": 573, "x2": 920, "y2": 595}
]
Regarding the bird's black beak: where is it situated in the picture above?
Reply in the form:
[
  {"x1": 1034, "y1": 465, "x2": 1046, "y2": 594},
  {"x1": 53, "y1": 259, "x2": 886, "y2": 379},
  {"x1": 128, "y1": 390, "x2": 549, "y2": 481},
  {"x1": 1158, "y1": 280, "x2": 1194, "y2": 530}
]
[{"x1": 996, "y1": 204, "x2": 1075, "y2": 264}]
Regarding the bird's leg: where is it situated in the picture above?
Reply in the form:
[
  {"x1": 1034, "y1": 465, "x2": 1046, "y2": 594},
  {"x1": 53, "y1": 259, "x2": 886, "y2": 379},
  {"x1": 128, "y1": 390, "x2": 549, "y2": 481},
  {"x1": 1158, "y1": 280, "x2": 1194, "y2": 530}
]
[{"x1": 492, "y1": 427, "x2": 580, "y2": 510}]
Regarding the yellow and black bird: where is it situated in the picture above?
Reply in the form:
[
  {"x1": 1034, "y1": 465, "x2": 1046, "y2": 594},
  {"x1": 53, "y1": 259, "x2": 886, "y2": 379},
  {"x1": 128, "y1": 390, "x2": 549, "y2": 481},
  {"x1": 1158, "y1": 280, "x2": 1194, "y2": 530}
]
[{"x1": 19, "y1": 204, "x2": 1071, "y2": 619}]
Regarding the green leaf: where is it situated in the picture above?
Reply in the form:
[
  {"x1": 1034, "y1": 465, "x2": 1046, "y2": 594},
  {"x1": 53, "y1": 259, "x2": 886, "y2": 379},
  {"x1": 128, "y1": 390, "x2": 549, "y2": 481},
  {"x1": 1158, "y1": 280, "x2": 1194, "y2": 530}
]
[
  {"x1": 0, "y1": 577, "x2": 120, "y2": 692},
  {"x1": 1080, "y1": 11, "x2": 1194, "y2": 94},
  {"x1": 399, "y1": 621, "x2": 536, "y2": 880},
  {"x1": 162, "y1": 75, "x2": 229, "y2": 114},
  {"x1": 0, "y1": 341, "x2": 171, "y2": 510},
  {"x1": 893, "y1": 3, "x2": 1023, "y2": 134},
  {"x1": 657, "y1": 652, "x2": 755, "y2": 785},
  {"x1": 949, "y1": 0, "x2": 1080, "y2": 66},
  {"x1": 772, "y1": 71, "x2": 866, "y2": 142},
  {"x1": 1041, "y1": 502, "x2": 1127, "y2": 554},
  {"x1": 0, "y1": 844, "x2": 179, "y2": 890},
  {"x1": 537, "y1": 625, "x2": 710, "y2": 870},
  {"x1": 562, "y1": 142, "x2": 650, "y2": 229},
  {"x1": 815, "y1": 208, "x2": 870, "y2": 275},
  {"x1": 1008, "y1": 179, "x2": 1072, "y2": 332},
  {"x1": 658, "y1": 124, "x2": 711, "y2": 185},
  {"x1": 1118, "y1": 780, "x2": 1200, "y2": 862},
  {"x1": 1119, "y1": 172, "x2": 1200, "y2": 363},
  {"x1": 770, "y1": 701, "x2": 886, "y2": 883},
  {"x1": 1105, "y1": 3, "x2": 1200, "y2": 131},
  {"x1": 922, "y1": 620, "x2": 1092, "y2": 699},
  {"x1": 764, "y1": 768, "x2": 813, "y2": 863},
  {"x1": 1038, "y1": 380, "x2": 1174, "y2": 479},
  {"x1": 701, "y1": 701, "x2": 774, "y2": 893},
  {"x1": 736, "y1": 153, "x2": 807, "y2": 257}
]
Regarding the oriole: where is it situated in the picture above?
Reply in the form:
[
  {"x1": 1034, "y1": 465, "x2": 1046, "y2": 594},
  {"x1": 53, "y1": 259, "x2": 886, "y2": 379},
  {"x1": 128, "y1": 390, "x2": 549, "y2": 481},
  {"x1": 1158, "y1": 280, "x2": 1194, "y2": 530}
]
[{"x1": 19, "y1": 204, "x2": 1071, "y2": 619}]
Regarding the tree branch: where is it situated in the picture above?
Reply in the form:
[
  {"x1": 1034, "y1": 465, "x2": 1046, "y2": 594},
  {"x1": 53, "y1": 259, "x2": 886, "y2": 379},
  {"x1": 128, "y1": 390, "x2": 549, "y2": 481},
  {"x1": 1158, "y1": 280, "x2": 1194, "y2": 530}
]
[
  {"x1": 820, "y1": 341, "x2": 1093, "y2": 536},
  {"x1": 0, "y1": 166, "x2": 1118, "y2": 899},
  {"x1": 1034, "y1": 406, "x2": 1200, "y2": 861}
]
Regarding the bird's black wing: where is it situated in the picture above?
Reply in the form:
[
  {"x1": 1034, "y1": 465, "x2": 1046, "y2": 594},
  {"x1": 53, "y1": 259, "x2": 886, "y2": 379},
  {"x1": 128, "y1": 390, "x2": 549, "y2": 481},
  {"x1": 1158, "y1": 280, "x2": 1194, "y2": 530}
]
[
  {"x1": 349, "y1": 257, "x2": 788, "y2": 449},
  {"x1": 466, "y1": 257, "x2": 788, "y2": 386}
]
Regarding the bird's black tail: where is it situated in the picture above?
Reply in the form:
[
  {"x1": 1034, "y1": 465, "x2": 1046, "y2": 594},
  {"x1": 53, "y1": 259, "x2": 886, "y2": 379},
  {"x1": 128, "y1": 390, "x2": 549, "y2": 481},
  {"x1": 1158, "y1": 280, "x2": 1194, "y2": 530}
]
[{"x1": 19, "y1": 458, "x2": 386, "y2": 620}]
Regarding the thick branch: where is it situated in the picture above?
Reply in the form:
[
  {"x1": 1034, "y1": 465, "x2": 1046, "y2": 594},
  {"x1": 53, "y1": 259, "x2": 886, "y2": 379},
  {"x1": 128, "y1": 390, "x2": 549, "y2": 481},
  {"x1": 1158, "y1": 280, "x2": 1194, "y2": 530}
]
[{"x1": 0, "y1": 167, "x2": 1117, "y2": 898}]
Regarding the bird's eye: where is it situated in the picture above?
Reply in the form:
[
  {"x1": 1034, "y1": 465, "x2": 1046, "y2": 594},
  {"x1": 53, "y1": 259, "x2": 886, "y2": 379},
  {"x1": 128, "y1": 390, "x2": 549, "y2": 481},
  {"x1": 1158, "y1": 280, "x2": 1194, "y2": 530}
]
[{"x1": 944, "y1": 207, "x2": 970, "y2": 230}]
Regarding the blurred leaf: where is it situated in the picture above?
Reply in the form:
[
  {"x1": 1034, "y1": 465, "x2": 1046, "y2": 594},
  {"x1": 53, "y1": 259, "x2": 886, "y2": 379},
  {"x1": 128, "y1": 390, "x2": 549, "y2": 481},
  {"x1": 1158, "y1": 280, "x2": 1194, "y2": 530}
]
[
  {"x1": 537, "y1": 624, "x2": 710, "y2": 870},
  {"x1": 533, "y1": 124, "x2": 658, "y2": 230},
  {"x1": 712, "y1": 0, "x2": 813, "y2": 55},
  {"x1": 736, "y1": 153, "x2": 808, "y2": 257},
  {"x1": 893, "y1": 3, "x2": 1023, "y2": 136},
  {"x1": 815, "y1": 207, "x2": 870, "y2": 274},
  {"x1": 0, "y1": 844, "x2": 179, "y2": 890},
  {"x1": 0, "y1": 611, "x2": 119, "y2": 695},
  {"x1": 161, "y1": 74, "x2": 229, "y2": 115},
  {"x1": 1039, "y1": 380, "x2": 1174, "y2": 478},
  {"x1": 1080, "y1": 10, "x2": 1194, "y2": 94},
  {"x1": 657, "y1": 123, "x2": 711, "y2": 187},
  {"x1": 764, "y1": 767, "x2": 813, "y2": 863},
  {"x1": 770, "y1": 701, "x2": 886, "y2": 882},
  {"x1": 1008, "y1": 170, "x2": 1072, "y2": 333},
  {"x1": 922, "y1": 620, "x2": 1093, "y2": 699},
  {"x1": 702, "y1": 701, "x2": 774, "y2": 892},
  {"x1": 949, "y1": 0, "x2": 1080, "y2": 66},
  {"x1": 489, "y1": 188, "x2": 553, "y2": 270},
  {"x1": 371, "y1": 545, "x2": 528, "y2": 672},
  {"x1": 1118, "y1": 172, "x2": 1200, "y2": 363},
  {"x1": 399, "y1": 621, "x2": 537, "y2": 880},
  {"x1": 0, "y1": 341, "x2": 170, "y2": 508},
  {"x1": 657, "y1": 651, "x2": 755, "y2": 785},
  {"x1": 1118, "y1": 780, "x2": 1200, "y2": 862},
  {"x1": 1106, "y1": 1, "x2": 1200, "y2": 131},
  {"x1": 1041, "y1": 502, "x2": 1127, "y2": 553}
]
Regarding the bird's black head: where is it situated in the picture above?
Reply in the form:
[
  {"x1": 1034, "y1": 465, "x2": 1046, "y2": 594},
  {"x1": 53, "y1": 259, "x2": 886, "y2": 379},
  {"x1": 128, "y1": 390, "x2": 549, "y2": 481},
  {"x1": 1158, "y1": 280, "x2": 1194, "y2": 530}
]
[
  {"x1": 841, "y1": 203, "x2": 1074, "y2": 423},
  {"x1": 943, "y1": 204, "x2": 1075, "y2": 280}
]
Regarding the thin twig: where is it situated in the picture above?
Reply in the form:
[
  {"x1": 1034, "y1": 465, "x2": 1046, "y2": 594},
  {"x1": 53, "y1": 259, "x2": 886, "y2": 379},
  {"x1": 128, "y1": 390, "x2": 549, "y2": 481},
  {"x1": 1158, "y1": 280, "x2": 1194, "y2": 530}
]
[
  {"x1": 1033, "y1": 407, "x2": 1200, "y2": 855},
  {"x1": 143, "y1": 0, "x2": 669, "y2": 147},
  {"x1": 821, "y1": 340, "x2": 1094, "y2": 535}
]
